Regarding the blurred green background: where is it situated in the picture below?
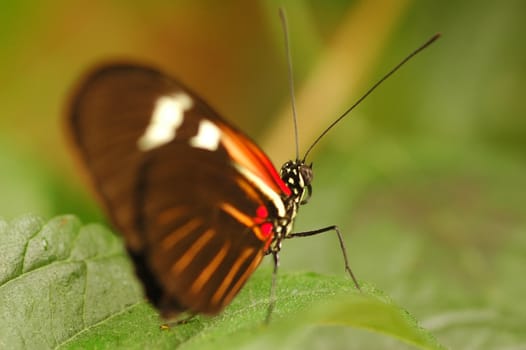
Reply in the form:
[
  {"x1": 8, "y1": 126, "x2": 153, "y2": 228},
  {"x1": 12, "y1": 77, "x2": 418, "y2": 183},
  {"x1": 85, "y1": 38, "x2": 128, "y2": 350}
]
[{"x1": 1, "y1": 0, "x2": 525, "y2": 348}]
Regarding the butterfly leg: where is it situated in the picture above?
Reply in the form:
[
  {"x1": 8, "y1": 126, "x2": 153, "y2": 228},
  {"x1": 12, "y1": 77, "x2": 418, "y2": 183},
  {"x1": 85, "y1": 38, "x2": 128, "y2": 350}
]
[
  {"x1": 286, "y1": 225, "x2": 361, "y2": 290},
  {"x1": 162, "y1": 313, "x2": 197, "y2": 328},
  {"x1": 265, "y1": 251, "x2": 280, "y2": 324}
]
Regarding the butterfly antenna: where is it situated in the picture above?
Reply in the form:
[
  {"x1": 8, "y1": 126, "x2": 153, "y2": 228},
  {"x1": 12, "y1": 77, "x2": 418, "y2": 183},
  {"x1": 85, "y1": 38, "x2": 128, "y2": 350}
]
[
  {"x1": 302, "y1": 33, "x2": 441, "y2": 162},
  {"x1": 279, "y1": 7, "x2": 300, "y2": 161}
]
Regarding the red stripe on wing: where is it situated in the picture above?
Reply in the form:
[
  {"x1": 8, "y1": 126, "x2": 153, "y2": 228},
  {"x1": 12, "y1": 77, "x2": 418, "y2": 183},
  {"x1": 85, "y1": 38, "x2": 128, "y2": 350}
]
[{"x1": 217, "y1": 122, "x2": 292, "y2": 197}]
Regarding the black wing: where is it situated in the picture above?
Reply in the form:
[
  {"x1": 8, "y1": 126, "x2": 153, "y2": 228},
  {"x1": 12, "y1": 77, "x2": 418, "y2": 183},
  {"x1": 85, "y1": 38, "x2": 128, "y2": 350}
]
[{"x1": 68, "y1": 64, "x2": 289, "y2": 316}]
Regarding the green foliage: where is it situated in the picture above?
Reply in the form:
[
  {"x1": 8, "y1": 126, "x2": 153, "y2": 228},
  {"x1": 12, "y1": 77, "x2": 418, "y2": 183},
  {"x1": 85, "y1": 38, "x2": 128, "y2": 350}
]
[{"x1": 0, "y1": 215, "x2": 443, "y2": 349}]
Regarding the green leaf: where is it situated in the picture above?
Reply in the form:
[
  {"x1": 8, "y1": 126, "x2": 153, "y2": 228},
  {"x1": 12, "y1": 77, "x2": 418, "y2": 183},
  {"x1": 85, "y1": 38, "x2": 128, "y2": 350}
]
[
  {"x1": 0, "y1": 215, "x2": 443, "y2": 349},
  {"x1": 0, "y1": 215, "x2": 143, "y2": 349}
]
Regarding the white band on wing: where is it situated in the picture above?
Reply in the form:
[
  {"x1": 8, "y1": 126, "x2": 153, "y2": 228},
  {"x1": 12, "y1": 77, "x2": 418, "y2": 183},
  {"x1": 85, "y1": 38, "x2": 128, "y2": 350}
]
[
  {"x1": 233, "y1": 163, "x2": 286, "y2": 217},
  {"x1": 137, "y1": 93, "x2": 194, "y2": 151}
]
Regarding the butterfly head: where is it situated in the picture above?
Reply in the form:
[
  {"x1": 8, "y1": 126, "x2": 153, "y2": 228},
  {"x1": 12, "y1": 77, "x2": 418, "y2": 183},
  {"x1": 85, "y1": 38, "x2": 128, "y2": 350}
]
[{"x1": 280, "y1": 160, "x2": 313, "y2": 205}]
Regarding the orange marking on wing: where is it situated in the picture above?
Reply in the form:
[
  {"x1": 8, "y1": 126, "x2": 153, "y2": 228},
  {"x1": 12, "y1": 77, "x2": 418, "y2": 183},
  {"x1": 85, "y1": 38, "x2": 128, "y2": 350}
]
[
  {"x1": 243, "y1": 138, "x2": 291, "y2": 196},
  {"x1": 219, "y1": 202, "x2": 253, "y2": 228},
  {"x1": 218, "y1": 123, "x2": 291, "y2": 197},
  {"x1": 156, "y1": 206, "x2": 189, "y2": 226},
  {"x1": 235, "y1": 176, "x2": 264, "y2": 205},
  {"x1": 211, "y1": 247, "x2": 256, "y2": 305},
  {"x1": 171, "y1": 228, "x2": 215, "y2": 273},
  {"x1": 160, "y1": 217, "x2": 202, "y2": 251},
  {"x1": 189, "y1": 241, "x2": 231, "y2": 295},
  {"x1": 219, "y1": 202, "x2": 269, "y2": 243},
  {"x1": 221, "y1": 250, "x2": 263, "y2": 307}
]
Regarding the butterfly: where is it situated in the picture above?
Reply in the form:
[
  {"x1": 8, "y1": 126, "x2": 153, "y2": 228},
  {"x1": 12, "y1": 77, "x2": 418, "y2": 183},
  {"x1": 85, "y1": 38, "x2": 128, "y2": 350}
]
[
  {"x1": 67, "y1": 19, "x2": 439, "y2": 320},
  {"x1": 68, "y1": 62, "x2": 360, "y2": 318}
]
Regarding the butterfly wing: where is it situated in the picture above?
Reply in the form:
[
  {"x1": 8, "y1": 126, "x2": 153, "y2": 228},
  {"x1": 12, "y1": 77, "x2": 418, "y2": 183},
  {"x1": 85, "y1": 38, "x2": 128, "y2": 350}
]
[{"x1": 68, "y1": 64, "x2": 290, "y2": 316}]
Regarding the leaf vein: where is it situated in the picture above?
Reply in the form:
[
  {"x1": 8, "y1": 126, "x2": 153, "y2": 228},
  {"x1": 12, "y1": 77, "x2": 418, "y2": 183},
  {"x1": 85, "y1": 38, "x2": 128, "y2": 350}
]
[
  {"x1": 0, "y1": 252, "x2": 124, "y2": 292},
  {"x1": 19, "y1": 221, "x2": 44, "y2": 276},
  {"x1": 54, "y1": 301, "x2": 142, "y2": 349}
]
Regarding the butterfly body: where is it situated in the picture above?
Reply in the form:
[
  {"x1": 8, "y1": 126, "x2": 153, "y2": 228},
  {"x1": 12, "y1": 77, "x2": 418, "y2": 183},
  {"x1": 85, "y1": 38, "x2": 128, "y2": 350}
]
[{"x1": 69, "y1": 64, "x2": 313, "y2": 317}]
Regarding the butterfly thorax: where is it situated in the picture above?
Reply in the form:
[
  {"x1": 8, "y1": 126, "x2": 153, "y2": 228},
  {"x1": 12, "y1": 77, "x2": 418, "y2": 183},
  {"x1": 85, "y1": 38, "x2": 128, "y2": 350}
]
[{"x1": 267, "y1": 160, "x2": 313, "y2": 253}]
